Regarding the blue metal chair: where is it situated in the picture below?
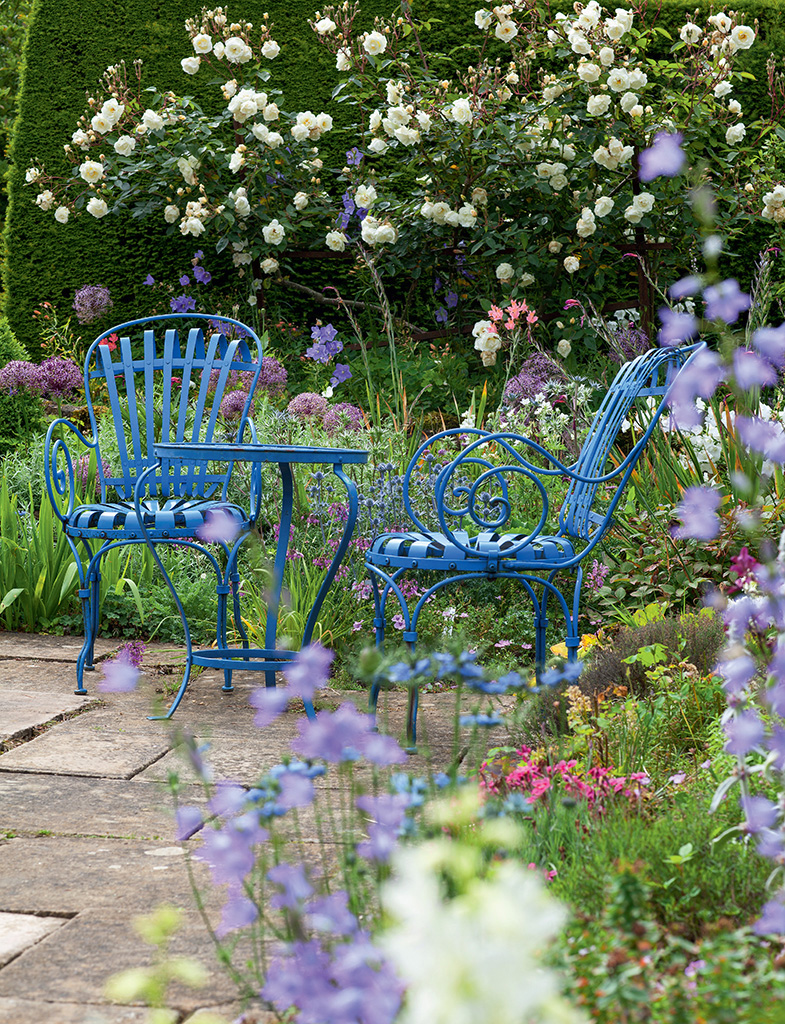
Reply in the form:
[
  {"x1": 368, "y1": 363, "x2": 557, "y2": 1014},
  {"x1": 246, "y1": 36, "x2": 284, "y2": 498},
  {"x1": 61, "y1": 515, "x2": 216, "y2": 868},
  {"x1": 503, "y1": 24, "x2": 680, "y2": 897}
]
[
  {"x1": 45, "y1": 313, "x2": 264, "y2": 717},
  {"x1": 365, "y1": 342, "x2": 706, "y2": 741}
]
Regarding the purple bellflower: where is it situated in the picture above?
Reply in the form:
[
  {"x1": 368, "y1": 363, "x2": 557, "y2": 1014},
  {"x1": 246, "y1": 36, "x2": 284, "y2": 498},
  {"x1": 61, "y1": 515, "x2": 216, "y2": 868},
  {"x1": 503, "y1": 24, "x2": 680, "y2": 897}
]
[
  {"x1": 638, "y1": 131, "x2": 686, "y2": 181},
  {"x1": 672, "y1": 485, "x2": 721, "y2": 540}
]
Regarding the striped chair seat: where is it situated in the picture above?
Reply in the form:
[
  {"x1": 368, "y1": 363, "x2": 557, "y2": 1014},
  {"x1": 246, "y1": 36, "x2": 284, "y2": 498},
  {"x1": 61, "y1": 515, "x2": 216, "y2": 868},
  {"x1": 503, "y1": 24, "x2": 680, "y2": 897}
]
[
  {"x1": 65, "y1": 499, "x2": 250, "y2": 540},
  {"x1": 367, "y1": 529, "x2": 575, "y2": 567}
]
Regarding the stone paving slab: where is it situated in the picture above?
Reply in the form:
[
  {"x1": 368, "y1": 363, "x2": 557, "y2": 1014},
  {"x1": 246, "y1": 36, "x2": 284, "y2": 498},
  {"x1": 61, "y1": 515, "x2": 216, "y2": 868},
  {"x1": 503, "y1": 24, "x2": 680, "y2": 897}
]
[
  {"x1": 0, "y1": 633, "x2": 119, "y2": 663},
  {"x1": 0, "y1": 911, "x2": 68, "y2": 968},
  {"x1": 0, "y1": 690, "x2": 93, "y2": 746},
  {"x1": 0, "y1": 997, "x2": 148, "y2": 1023},
  {"x1": 0, "y1": 773, "x2": 207, "y2": 841},
  {"x1": 0, "y1": 908, "x2": 239, "y2": 1011},
  {"x1": 0, "y1": 707, "x2": 173, "y2": 779}
]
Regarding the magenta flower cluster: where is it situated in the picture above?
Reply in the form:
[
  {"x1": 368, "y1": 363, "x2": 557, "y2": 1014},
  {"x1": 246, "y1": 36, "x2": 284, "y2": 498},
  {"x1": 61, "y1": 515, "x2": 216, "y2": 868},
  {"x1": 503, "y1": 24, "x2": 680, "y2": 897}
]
[{"x1": 0, "y1": 357, "x2": 82, "y2": 399}]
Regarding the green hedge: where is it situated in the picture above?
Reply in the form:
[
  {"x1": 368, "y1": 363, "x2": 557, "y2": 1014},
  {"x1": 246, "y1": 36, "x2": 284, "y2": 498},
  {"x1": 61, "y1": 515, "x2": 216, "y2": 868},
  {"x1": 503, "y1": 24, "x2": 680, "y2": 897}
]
[{"x1": 3, "y1": 0, "x2": 784, "y2": 353}]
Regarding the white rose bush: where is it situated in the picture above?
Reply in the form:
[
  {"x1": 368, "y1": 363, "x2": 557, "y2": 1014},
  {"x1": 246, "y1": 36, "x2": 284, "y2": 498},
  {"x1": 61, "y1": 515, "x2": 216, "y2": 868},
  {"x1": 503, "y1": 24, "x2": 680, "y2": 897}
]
[{"x1": 23, "y1": 0, "x2": 783, "y2": 372}]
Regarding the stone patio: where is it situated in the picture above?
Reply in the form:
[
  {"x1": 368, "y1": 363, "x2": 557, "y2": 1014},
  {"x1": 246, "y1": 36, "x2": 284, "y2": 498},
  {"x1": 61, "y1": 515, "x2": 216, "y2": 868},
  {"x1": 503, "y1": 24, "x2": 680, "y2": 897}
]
[{"x1": 0, "y1": 632, "x2": 506, "y2": 1023}]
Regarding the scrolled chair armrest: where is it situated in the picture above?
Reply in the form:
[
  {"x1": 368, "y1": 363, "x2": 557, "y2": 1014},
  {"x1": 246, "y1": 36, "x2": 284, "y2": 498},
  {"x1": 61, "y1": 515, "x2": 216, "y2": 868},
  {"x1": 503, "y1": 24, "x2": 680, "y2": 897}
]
[
  {"x1": 44, "y1": 418, "x2": 97, "y2": 524},
  {"x1": 233, "y1": 416, "x2": 263, "y2": 521}
]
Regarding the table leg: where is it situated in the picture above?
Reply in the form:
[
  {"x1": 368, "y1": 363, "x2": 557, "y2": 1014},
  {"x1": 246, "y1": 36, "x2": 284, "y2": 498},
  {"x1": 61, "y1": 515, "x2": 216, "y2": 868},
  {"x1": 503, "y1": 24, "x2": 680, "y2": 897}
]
[{"x1": 265, "y1": 462, "x2": 294, "y2": 688}]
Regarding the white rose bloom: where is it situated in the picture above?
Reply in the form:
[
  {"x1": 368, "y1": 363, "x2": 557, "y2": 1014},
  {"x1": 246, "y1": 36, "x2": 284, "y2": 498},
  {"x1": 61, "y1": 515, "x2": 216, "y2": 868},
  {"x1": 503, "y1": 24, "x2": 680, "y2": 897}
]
[
  {"x1": 263, "y1": 218, "x2": 286, "y2": 245},
  {"x1": 475, "y1": 9, "x2": 492, "y2": 29},
  {"x1": 726, "y1": 123, "x2": 746, "y2": 145},
  {"x1": 615, "y1": 7, "x2": 634, "y2": 31},
  {"x1": 90, "y1": 112, "x2": 112, "y2": 134},
  {"x1": 181, "y1": 55, "x2": 201, "y2": 74},
  {"x1": 587, "y1": 94, "x2": 612, "y2": 115},
  {"x1": 563, "y1": 255, "x2": 580, "y2": 273},
  {"x1": 223, "y1": 80, "x2": 238, "y2": 98},
  {"x1": 471, "y1": 187, "x2": 488, "y2": 207},
  {"x1": 624, "y1": 205, "x2": 643, "y2": 223},
  {"x1": 549, "y1": 173, "x2": 568, "y2": 190},
  {"x1": 177, "y1": 156, "x2": 197, "y2": 185},
  {"x1": 394, "y1": 125, "x2": 421, "y2": 146},
  {"x1": 293, "y1": 191, "x2": 308, "y2": 210},
  {"x1": 620, "y1": 91, "x2": 638, "y2": 113},
  {"x1": 594, "y1": 196, "x2": 614, "y2": 217},
  {"x1": 714, "y1": 80, "x2": 732, "y2": 98},
  {"x1": 326, "y1": 230, "x2": 348, "y2": 252},
  {"x1": 192, "y1": 33, "x2": 212, "y2": 53},
  {"x1": 181, "y1": 216, "x2": 205, "y2": 236},
  {"x1": 225, "y1": 37, "x2": 252, "y2": 63},
  {"x1": 627, "y1": 68, "x2": 648, "y2": 89},
  {"x1": 568, "y1": 31, "x2": 592, "y2": 54},
  {"x1": 291, "y1": 124, "x2": 309, "y2": 142},
  {"x1": 496, "y1": 262, "x2": 515, "y2": 282},
  {"x1": 520, "y1": 272, "x2": 536, "y2": 287},
  {"x1": 262, "y1": 40, "x2": 280, "y2": 59},
  {"x1": 266, "y1": 132, "x2": 283, "y2": 148},
  {"x1": 252, "y1": 123, "x2": 270, "y2": 143},
  {"x1": 368, "y1": 137, "x2": 389, "y2": 154},
  {"x1": 54, "y1": 205, "x2": 70, "y2": 224},
  {"x1": 547, "y1": 29, "x2": 560, "y2": 43},
  {"x1": 234, "y1": 195, "x2": 251, "y2": 217},
  {"x1": 629, "y1": 103, "x2": 643, "y2": 116},
  {"x1": 557, "y1": 339, "x2": 572, "y2": 357},
  {"x1": 386, "y1": 81, "x2": 404, "y2": 105},
  {"x1": 228, "y1": 149, "x2": 246, "y2": 172},
  {"x1": 25, "y1": 167, "x2": 41, "y2": 183},
  {"x1": 709, "y1": 12, "x2": 732, "y2": 32},
  {"x1": 604, "y1": 18, "x2": 625, "y2": 39},
  {"x1": 375, "y1": 221, "x2": 397, "y2": 244},
  {"x1": 35, "y1": 190, "x2": 54, "y2": 210},
  {"x1": 363, "y1": 31, "x2": 388, "y2": 55},
  {"x1": 430, "y1": 201, "x2": 450, "y2": 225},
  {"x1": 86, "y1": 197, "x2": 109, "y2": 218},
  {"x1": 607, "y1": 68, "x2": 629, "y2": 92},
  {"x1": 599, "y1": 46, "x2": 615, "y2": 65},
  {"x1": 420, "y1": 201, "x2": 434, "y2": 219},
  {"x1": 141, "y1": 109, "x2": 164, "y2": 131},
  {"x1": 576, "y1": 217, "x2": 596, "y2": 237},
  {"x1": 457, "y1": 204, "x2": 477, "y2": 228},
  {"x1": 336, "y1": 48, "x2": 351, "y2": 71},
  {"x1": 315, "y1": 112, "x2": 333, "y2": 133},
  {"x1": 164, "y1": 204, "x2": 180, "y2": 223},
  {"x1": 536, "y1": 161, "x2": 554, "y2": 178},
  {"x1": 110, "y1": 134, "x2": 135, "y2": 157},
  {"x1": 633, "y1": 192, "x2": 655, "y2": 213},
  {"x1": 369, "y1": 109, "x2": 382, "y2": 131},
  {"x1": 679, "y1": 22, "x2": 702, "y2": 43},
  {"x1": 495, "y1": 19, "x2": 518, "y2": 41},
  {"x1": 728, "y1": 99, "x2": 742, "y2": 115},
  {"x1": 213, "y1": 41, "x2": 225, "y2": 58},
  {"x1": 416, "y1": 111, "x2": 432, "y2": 132},
  {"x1": 79, "y1": 160, "x2": 104, "y2": 183},
  {"x1": 356, "y1": 184, "x2": 377, "y2": 207},
  {"x1": 577, "y1": 62, "x2": 601, "y2": 82},
  {"x1": 263, "y1": 102, "x2": 280, "y2": 121},
  {"x1": 451, "y1": 97, "x2": 473, "y2": 123},
  {"x1": 361, "y1": 215, "x2": 379, "y2": 244},
  {"x1": 315, "y1": 17, "x2": 336, "y2": 34},
  {"x1": 548, "y1": 239, "x2": 563, "y2": 253},
  {"x1": 444, "y1": 210, "x2": 460, "y2": 227},
  {"x1": 101, "y1": 98, "x2": 123, "y2": 121},
  {"x1": 730, "y1": 25, "x2": 755, "y2": 50},
  {"x1": 261, "y1": 258, "x2": 279, "y2": 274}
]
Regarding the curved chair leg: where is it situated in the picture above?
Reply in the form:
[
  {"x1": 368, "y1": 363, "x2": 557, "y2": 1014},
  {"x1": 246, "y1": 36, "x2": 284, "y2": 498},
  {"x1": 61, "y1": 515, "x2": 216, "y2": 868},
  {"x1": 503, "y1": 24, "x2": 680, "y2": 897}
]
[{"x1": 215, "y1": 582, "x2": 233, "y2": 693}]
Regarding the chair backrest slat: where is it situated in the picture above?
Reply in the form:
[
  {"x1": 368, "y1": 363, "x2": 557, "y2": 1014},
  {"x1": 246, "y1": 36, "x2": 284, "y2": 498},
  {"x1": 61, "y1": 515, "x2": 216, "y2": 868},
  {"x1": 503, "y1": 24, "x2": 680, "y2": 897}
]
[{"x1": 84, "y1": 314, "x2": 264, "y2": 502}]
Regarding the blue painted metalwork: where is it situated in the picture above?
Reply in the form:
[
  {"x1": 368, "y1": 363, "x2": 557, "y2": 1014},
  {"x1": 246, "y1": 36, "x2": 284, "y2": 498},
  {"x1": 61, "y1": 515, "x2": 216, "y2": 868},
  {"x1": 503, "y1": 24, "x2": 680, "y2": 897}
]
[
  {"x1": 45, "y1": 313, "x2": 264, "y2": 714},
  {"x1": 365, "y1": 342, "x2": 707, "y2": 742},
  {"x1": 135, "y1": 443, "x2": 368, "y2": 718}
]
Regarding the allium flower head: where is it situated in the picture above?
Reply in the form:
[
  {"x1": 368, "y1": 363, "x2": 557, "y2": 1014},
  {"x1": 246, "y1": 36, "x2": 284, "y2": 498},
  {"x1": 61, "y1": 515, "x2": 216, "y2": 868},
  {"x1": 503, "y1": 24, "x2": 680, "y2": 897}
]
[
  {"x1": 287, "y1": 392, "x2": 329, "y2": 420},
  {"x1": 323, "y1": 402, "x2": 364, "y2": 435},
  {"x1": 73, "y1": 285, "x2": 114, "y2": 324},
  {"x1": 257, "y1": 355, "x2": 288, "y2": 397},
  {"x1": 0, "y1": 360, "x2": 44, "y2": 395},
  {"x1": 40, "y1": 357, "x2": 83, "y2": 398}
]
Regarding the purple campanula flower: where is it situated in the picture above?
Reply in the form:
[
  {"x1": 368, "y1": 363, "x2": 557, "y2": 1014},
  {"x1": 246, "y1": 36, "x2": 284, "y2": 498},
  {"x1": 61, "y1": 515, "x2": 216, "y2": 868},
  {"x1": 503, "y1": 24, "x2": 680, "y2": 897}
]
[
  {"x1": 716, "y1": 654, "x2": 756, "y2": 695},
  {"x1": 741, "y1": 795, "x2": 779, "y2": 833},
  {"x1": 734, "y1": 349, "x2": 778, "y2": 389},
  {"x1": 736, "y1": 416, "x2": 785, "y2": 463},
  {"x1": 703, "y1": 279, "x2": 751, "y2": 324},
  {"x1": 757, "y1": 828, "x2": 785, "y2": 860},
  {"x1": 768, "y1": 725, "x2": 785, "y2": 771},
  {"x1": 179, "y1": 274, "x2": 190, "y2": 287},
  {"x1": 197, "y1": 507, "x2": 242, "y2": 545},
  {"x1": 672, "y1": 485, "x2": 721, "y2": 540},
  {"x1": 250, "y1": 687, "x2": 289, "y2": 727},
  {"x1": 724, "y1": 708, "x2": 765, "y2": 755},
  {"x1": 752, "y1": 324, "x2": 785, "y2": 367},
  {"x1": 669, "y1": 275, "x2": 702, "y2": 300},
  {"x1": 268, "y1": 862, "x2": 314, "y2": 909},
  {"x1": 753, "y1": 896, "x2": 785, "y2": 936},
  {"x1": 208, "y1": 781, "x2": 248, "y2": 818},
  {"x1": 193, "y1": 265, "x2": 212, "y2": 284},
  {"x1": 194, "y1": 249, "x2": 204, "y2": 260},
  {"x1": 446, "y1": 289, "x2": 459, "y2": 309},
  {"x1": 291, "y1": 702, "x2": 373, "y2": 762},
  {"x1": 657, "y1": 307, "x2": 699, "y2": 347},
  {"x1": 216, "y1": 894, "x2": 259, "y2": 937},
  {"x1": 73, "y1": 284, "x2": 113, "y2": 324},
  {"x1": 329, "y1": 365, "x2": 353, "y2": 389},
  {"x1": 283, "y1": 643, "x2": 335, "y2": 700},
  {"x1": 346, "y1": 147, "x2": 363, "y2": 166},
  {"x1": 170, "y1": 294, "x2": 197, "y2": 313},
  {"x1": 638, "y1": 131, "x2": 685, "y2": 181},
  {"x1": 666, "y1": 350, "x2": 725, "y2": 428},
  {"x1": 175, "y1": 805, "x2": 204, "y2": 841},
  {"x1": 144, "y1": 274, "x2": 155, "y2": 286},
  {"x1": 306, "y1": 892, "x2": 358, "y2": 935},
  {"x1": 97, "y1": 652, "x2": 140, "y2": 692},
  {"x1": 196, "y1": 821, "x2": 263, "y2": 886},
  {"x1": 435, "y1": 307, "x2": 448, "y2": 324},
  {"x1": 362, "y1": 731, "x2": 407, "y2": 766},
  {"x1": 305, "y1": 341, "x2": 331, "y2": 363}
]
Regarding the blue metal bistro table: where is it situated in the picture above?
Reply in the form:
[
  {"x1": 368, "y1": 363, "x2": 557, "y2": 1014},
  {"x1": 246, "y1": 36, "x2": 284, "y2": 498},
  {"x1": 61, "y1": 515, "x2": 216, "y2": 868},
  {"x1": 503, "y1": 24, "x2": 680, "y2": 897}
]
[{"x1": 134, "y1": 442, "x2": 369, "y2": 719}]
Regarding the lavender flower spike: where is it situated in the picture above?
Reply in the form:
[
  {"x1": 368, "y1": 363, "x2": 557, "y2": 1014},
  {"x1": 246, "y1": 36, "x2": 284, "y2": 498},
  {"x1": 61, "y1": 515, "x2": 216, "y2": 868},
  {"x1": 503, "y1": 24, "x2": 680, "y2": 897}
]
[{"x1": 638, "y1": 131, "x2": 685, "y2": 181}]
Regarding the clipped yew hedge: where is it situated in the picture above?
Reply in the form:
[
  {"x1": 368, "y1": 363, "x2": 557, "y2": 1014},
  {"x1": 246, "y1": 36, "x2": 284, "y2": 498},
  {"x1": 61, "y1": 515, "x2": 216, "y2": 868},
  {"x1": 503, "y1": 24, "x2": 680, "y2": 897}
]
[{"x1": 2, "y1": 0, "x2": 783, "y2": 353}]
